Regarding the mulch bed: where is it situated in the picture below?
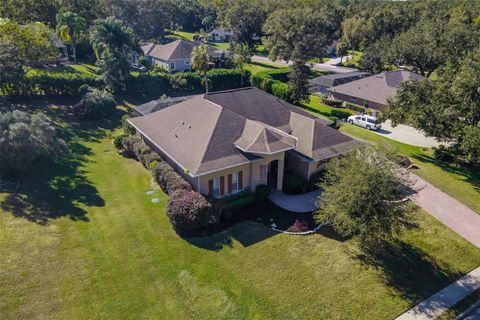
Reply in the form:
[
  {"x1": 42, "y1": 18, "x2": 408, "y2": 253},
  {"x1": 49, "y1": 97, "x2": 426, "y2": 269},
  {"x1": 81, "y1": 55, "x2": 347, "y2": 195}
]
[{"x1": 183, "y1": 200, "x2": 319, "y2": 237}]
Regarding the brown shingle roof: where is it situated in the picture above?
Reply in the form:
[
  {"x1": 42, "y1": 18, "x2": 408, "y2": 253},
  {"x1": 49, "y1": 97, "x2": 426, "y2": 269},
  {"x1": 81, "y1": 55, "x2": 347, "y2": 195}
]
[
  {"x1": 142, "y1": 40, "x2": 224, "y2": 61},
  {"x1": 328, "y1": 70, "x2": 425, "y2": 106},
  {"x1": 129, "y1": 88, "x2": 356, "y2": 176}
]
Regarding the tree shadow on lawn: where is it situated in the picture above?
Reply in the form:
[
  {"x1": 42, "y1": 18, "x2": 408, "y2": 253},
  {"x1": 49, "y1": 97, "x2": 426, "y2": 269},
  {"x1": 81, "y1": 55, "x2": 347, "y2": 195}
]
[
  {"x1": 0, "y1": 104, "x2": 124, "y2": 225},
  {"x1": 356, "y1": 239, "x2": 463, "y2": 304},
  {"x1": 186, "y1": 221, "x2": 279, "y2": 251},
  {"x1": 411, "y1": 153, "x2": 480, "y2": 193}
]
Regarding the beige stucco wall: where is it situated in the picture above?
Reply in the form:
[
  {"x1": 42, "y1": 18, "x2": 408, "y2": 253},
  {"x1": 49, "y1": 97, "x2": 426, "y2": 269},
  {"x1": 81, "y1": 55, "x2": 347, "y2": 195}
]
[
  {"x1": 308, "y1": 160, "x2": 327, "y2": 177},
  {"x1": 197, "y1": 152, "x2": 286, "y2": 197}
]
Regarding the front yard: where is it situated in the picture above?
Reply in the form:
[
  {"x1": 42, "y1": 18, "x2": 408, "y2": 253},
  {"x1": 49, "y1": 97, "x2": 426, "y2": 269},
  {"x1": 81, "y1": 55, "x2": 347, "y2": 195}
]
[{"x1": 1, "y1": 101, "x2": 480, "y2": 319}]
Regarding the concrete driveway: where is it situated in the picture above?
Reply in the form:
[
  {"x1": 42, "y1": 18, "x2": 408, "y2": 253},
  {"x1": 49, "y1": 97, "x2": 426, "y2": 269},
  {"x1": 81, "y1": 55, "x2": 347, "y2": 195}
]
[{"x1": 373, "y1": 120, "x2": 442, "y2": 148}]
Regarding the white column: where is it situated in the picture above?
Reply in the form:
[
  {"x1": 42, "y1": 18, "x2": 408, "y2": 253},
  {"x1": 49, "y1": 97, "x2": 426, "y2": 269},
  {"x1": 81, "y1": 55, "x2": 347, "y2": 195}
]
[{"x1": 276, "y1": 159, "x2": 284, "y2": 191}]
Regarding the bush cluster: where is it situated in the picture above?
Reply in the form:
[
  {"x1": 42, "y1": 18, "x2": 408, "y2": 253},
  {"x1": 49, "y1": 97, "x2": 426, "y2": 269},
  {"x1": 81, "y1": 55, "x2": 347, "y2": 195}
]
[
  {"x1": 167, "y1": 189, "x2": 213, "y2": 233},
  {"x1": 255, "y1": 184, "x2": 270, "y2": 202},
  {"x1": 251, "y1": 68, "x2": 294, "y2": 103},
  {"x1": 223, "y1": 193, "x2": 256, "y2": 211},
  {"x1": 125, "y1": 68, "x2": 250, "y2": 96},
  {"x1": 74, "y1": 88, "x2": 116, "y2": 119},
  {"x1": 320, "y1": 96, "x2": 343, "y2": 108},
  {"x1": 345, "y1": 102, "x2": 366, "y2": 113},
  {"x1": 119, "y1": 135, "x2": 213, "y2": 233},
  {"x1": 2, "y1": 68, "x2": 249, "y2": 98}
]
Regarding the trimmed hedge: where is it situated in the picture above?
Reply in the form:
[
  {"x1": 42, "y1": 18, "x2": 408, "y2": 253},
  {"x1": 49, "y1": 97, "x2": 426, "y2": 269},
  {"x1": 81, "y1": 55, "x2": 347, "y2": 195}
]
[
  {"x1": 251, "y1": 68, "x2": 294, "y2": 102},
  {"x1": 255, "y1": 184, "x2": 270, "y2": 202},
  {"x1": 2, "y1": 68, "x2": 249, "y2": 98},
  {"x1": 167, "y1": 189, "x2": 213, "y2": 233},
  {"x1": 223, "y1": 193, "x2": 256, "y2": 211},
  {"x1": 345, "y1": 102, "x2": 366, "y2": 113}
]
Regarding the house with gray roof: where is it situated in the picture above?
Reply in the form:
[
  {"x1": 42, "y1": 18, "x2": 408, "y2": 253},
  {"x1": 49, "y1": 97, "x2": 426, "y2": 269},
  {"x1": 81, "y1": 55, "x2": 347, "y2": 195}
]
[
  {"x1": 129, "y1": 87, "x2": 356, "y2": 198},
  {"x1": 309, "y1": 71, "x2": 370, "y2": 94},
  {"x1": 206, "y1": 28, "x2": 233, "y2": 42},
  {"x1": 328, "y1": 70, "x2": 425, "y2": 111},
  {"x1": 141, "y1": 40, "x2": 228, "y2": 72}
]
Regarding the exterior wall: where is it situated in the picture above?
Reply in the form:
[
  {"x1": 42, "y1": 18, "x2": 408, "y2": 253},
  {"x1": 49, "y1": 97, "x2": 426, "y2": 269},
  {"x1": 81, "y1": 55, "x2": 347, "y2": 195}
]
[
  {"x1": 142, "y1": 138, "x2": 199, "y2": 188},
  {"x1": 330, "y1": 92, "x2": 386, "y2": 111},
  {"x1": 285, "y1": 151, "x2": 310, "y2": 179},
  {"x1": 250, "y1": 153, "x2": 285, "y2": 191},
  {"x1": 198, "y1": 162, "x2": 252, "y2": 196},
  {"x1": 151, "y1": 58, "x2": 192, "y2": 72},
  {"x1": 308, "y1": 160, "x2": 327, "y2": 177}
]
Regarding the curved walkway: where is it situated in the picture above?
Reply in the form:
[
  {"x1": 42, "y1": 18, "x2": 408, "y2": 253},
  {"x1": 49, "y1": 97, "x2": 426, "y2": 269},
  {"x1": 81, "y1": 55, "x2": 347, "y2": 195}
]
[{"x1": 268, "y1": 190, "x2": 321, "y2": 213}]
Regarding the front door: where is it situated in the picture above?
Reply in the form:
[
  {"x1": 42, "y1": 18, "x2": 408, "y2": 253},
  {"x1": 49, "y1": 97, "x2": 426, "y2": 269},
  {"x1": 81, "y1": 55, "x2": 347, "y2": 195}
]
[{"x1": 267, "y1": 160, "x2": 278, "y2": 189}]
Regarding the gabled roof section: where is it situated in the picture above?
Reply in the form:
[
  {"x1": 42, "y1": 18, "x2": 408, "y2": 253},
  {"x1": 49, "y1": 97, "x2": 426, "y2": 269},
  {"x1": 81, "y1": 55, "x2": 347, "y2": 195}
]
[
  {"x1": 204, "y1": 87, "x2": 331, "y2": 130},
  {"x1": 309, "y1": 71, "x2": 370, "y2": 87},
  {"x1": 235, "y1": 120, "x2": 297, "y2": 154},
  {"x1": 145, "y1": 40, "x2": 197, "y2": 61},
  {"x1": 328, "y1": 70, "x2": 425, "y2": 106}
]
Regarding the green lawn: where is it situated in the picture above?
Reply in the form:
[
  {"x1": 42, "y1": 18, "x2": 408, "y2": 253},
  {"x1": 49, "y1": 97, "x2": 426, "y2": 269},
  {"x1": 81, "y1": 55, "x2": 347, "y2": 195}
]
[
  {"x1": 340, "y1": 124, "x2": 480, "y2": 214},
  {"x1": 1, "y1": 101, "x2": 480, "y2": 319},
  {"x1": 300, "y1": 95, "x2": 355, "y2": 120},
  {"x1": 244, "y1": 61, "x2": 287, "y2": 75},
  {"x1": 167, "y1": 31, "x2": 230, "y2": 50}
]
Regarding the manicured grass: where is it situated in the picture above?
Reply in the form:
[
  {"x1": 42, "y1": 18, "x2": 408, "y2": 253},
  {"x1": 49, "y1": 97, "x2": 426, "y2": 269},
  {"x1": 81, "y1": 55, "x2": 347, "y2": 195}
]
[
  {"x1": 1, "y1": 102, "x2": 480, "y2": 319},
  {"x1": 339, "y1": 124, "x2": 480, "y2": 214},
  {"x1": 69, "y1": 64, "x2": 99, "y2": 76},
  {"x1": 167, "y1": 31, "x2": 230, "y2": 50},
  {"x1": 244, "y1": 61, "x2": 286, "y2": 75},
  {"x1": 300, "y1": 95, "x2": 355, "y2": 120}
]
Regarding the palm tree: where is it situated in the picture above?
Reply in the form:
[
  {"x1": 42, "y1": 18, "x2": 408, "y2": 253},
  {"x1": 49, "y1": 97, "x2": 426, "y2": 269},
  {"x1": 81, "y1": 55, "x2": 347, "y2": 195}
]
[
  {"x1": 90, "y1": 17, "x2": 134, "y2": 57},
  {"x1": 191, "y1": 45, "x2": 210, "y2": 93},
  {"x1": 233, "y1": 43, "x2": 252, "y2": 87},
  {"x1": 90, "y1": 17, "x2": 135, "y2": 88},
  {"x1": 56, "y1": 11, "x2": 87, "y2": 63}
]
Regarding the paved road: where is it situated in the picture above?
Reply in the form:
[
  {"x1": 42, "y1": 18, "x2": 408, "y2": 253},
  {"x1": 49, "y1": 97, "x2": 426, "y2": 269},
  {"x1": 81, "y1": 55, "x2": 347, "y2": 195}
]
[
  {"x1": 410, "y1": 174, "x2": 480, "y2": 248},
  {"x1": 395, "y1": 267, "x2": 480, "y2": 320},
  {"x1": 252, "y1": 55, "x2": 358, "y2": 74},
  {"x1": 374, "y1": 120, "x2": 442, "y2": 148},
  {"x1": 457, "y1": 300, "x2": 480, "y2": 320}
]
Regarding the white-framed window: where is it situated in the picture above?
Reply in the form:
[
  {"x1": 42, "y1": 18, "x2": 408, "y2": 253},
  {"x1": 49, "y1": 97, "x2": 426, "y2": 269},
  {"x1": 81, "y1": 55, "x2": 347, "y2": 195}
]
[
  {"x1": 231, "y1": 172, "x2": 238, "y2": 193},
  {"x1": 213, "y1": 177, "x2": 220, "y2": 197},
  {"x1": 170, "y1": 62, "x2": 175, "y2": 70}
]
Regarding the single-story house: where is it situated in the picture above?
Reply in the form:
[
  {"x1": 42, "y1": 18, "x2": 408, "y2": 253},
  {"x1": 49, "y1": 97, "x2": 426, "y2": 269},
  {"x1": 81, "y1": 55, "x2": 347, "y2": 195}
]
[
  {"x1": 309, "y1": 71, "x2": 370, "y2": 95},
  {"x1": 141, "y1": 40, "x2": 229, "y2": 72},
  {"x1": 133, "y1": 95, "x2": 199, "y2": 116},
  {"x1": 328, "y1": 70, "x2": 425, "y2": 111},
  {"x1": 206, "y1": 28, "x2": 232, "y2": 43},
  {"x1": 129, "y1": 87, "x2": 356, "y2": 198}
]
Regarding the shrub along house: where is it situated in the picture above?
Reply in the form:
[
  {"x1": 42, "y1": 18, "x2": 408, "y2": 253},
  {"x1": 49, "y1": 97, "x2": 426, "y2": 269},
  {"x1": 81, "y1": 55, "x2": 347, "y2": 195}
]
[
  {"x1": 328, "y1": 70, "x2": 425, "y2": 113},
  {"x1": 140, "y1": 40, "x2": 229, "y2": 72},
  {"x1": 129, "y1": 87, "x2": 355, "y2": 198}
]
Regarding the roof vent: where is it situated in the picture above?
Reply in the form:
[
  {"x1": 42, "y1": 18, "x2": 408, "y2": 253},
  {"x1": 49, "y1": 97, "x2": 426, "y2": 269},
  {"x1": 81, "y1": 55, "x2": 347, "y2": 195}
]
[
  {"x1": 188, "y1": 125, "x2": 192, "y2": 129},
  {"x1": 181, "y1": 121, "x2": 185, "y2": 125},
  {"x1": 174, "y1": 134, "x2": 179, "y2": 138}
]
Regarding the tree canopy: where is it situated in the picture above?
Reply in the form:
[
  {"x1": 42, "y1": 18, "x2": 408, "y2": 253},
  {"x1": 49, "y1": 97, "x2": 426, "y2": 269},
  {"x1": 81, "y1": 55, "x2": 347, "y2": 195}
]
[
  {"x1": 386, "y1": 49, "x2": 480, "y2": 163},
  {"x1": 0, "y1": 110, "x2": 67, "y2": 179},
  {"x1": 315, "y1": 145, "x2": 416, "y2": 243}
]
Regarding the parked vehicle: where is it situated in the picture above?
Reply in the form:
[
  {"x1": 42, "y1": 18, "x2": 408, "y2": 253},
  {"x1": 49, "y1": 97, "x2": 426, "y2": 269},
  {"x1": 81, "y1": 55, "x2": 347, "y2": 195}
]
[
  {"x1": 131, "y1": 63, "x2": 147, "y2": 72},
  {"x1": 347, "y1": 114, "x2": 382, "y2": 130}
]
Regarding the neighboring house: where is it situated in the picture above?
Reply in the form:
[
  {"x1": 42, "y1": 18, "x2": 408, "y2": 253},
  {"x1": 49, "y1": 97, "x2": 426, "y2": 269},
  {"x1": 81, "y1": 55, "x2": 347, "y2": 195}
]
[
  {"x1": 141, "y1": 40, "x2": 228, "y2": 72},
  {"x1": 129, "y1": 87, "x2": 356, "y2": 198},
  {"x1": 309, "y1": 71, "x2": 370, "y2": 95},
  {"x1": 328, "y1": 70, "x2": 425, "y2": 111},
  {"x1": 206, "y1": 28, "x2": 233, "y2": 42},
  {"x1": 133, "y1": 95, "x2": 199, "y2": 116}
]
